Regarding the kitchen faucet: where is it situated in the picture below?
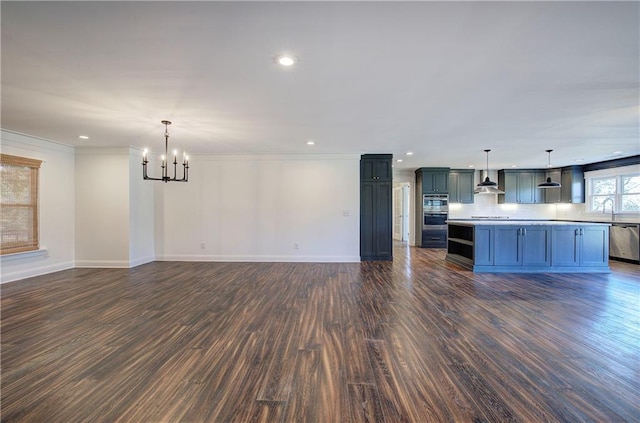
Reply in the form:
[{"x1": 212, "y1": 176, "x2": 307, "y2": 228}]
[{"x1": 602, "y1": 197, "x2": 615, "y2": 221}]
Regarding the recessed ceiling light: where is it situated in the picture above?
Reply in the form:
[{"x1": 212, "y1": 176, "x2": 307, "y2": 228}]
[
  {"x1": 406, "y1": 151, "x2": 413, "y2": 156},
  {"x1": 306, "y1": 140, "x2": 314, "y2": 145},
  {"x1": 277, "y1": 55, "x2": 296, "y2": 66},
  {"x1": 468, "y1": 165, "x2": 475, "y2": 168},
  {"x1": 397, "y1": 159, "x2": 403, "y2": 163},
  {"x1": 575, "y1": 158, "x2": 584, "y2": 163},
  {"x1": 79, "y1": 135, "x2": 89, "y2": 140},
  {"x1": 613, "y1": 151, "x2": 623, "y2": 155},
  {"x1": 511, "y1": 165, "x2": 518, "y2": 168}
]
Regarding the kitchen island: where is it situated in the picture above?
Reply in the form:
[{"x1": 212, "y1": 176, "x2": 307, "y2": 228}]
[{"x1": 446, "y1": 220, "x2": 610, "y2": 273}]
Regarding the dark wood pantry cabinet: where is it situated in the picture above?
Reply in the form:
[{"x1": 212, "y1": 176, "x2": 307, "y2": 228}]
[{"x1": 360, "y1": 154, "x2": 393, "y2": 261}]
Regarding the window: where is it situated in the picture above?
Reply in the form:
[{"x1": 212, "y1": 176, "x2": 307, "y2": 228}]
[
  {"x1": 621, "y1": 174, "x2": 640, "y2": 212},
  {"x1": 586, "y1": 165, "x2": 640, "y2": 214},
  {"x1": 1, "y1": 154, "x2": 42, "y2": 255}
]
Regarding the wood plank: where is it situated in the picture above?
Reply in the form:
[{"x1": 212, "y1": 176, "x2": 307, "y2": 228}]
[{"x1": 1, "y1": 248, "x2": 639, "y2": 422}]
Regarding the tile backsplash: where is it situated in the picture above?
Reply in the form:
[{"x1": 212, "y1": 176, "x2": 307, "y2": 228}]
[
  {"x1": 448, "y1": 195, "x2": 557, "y2": 220},
  {"x1": 449, "y1": 198, "x2": 639, "y2": 223}
]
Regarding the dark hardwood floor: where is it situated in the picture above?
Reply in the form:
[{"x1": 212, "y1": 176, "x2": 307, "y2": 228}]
[{"x1": 2, "y1": 244, "x2": 639, "y2": 422}]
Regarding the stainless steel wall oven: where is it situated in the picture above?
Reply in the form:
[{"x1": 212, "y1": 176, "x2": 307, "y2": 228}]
[{"x1": 421, "y1": 194, "x2": 448, "y2": 248}]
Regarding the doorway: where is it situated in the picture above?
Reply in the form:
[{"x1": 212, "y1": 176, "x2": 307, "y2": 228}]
[{"x1": 393, "y1": 183, "x2": 411, "y2": 242}]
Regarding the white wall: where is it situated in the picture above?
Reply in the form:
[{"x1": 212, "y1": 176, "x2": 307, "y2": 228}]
[
  {"x1": 156, "y1": 154, "x2": 361, "y2": 262},
  {"x1": 0, "y1": 130, "x2": 75, "y2": 283},
  {"x1": 75, "y1": 148, "x2": 131, "y2": 267},
  {"x1": 128, "y1": 148, "x2": 155, "y2": 266}
]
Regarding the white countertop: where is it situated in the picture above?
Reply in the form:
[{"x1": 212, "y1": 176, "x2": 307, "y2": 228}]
[{"x1": 447, "y1": 220, "x2": 611, "y2": 226}]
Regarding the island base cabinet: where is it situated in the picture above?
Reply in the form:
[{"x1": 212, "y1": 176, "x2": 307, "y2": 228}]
[
  {"x1": 579, "y1": 226, "x2": 609, "y2": 266},
  {"x1": 494, "y1": 227, "x2": 521, "y2": 266},
  {"x1": 494, "y1": 226, "x2": 550, "y2": 268},
  {"x1": 551, "y1": 226, "x2": 609, "y2": 267},
  {"x1": 473, "y1": 227, "x2": 493, "y2": 266},
  {"x1": 447, "y1": 222, "x2": 610, "y2": 273}
]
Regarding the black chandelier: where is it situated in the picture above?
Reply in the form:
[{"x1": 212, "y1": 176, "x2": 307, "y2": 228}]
[{"x1": 142, "y1": 120, "x2": 189, "y2": 182}]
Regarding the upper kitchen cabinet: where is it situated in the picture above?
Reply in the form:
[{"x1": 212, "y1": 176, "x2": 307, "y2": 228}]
[
  {"x1": 498, "y1": 169, "x2": 546, "y2": 204},
  {"x1": 543, "y1": 169, "x2": 562, "y2": 203},
  {"x1": 561, "y1": 166, "x2": 585, "y2": 203},
  {"x1": 361, "y1": 155, "x2": 392, "y2": 182},
  {"x1": 416, "y1": 167, "x2": 450, "y2": 194},
  {"x1": 543, "y1": 166, "x2": 585, "y2": 204},
  {"x1": 448, "y1": 169, "x2": 475, "y2": 203}
]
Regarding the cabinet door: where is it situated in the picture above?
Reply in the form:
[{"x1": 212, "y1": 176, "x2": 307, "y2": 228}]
[
  {"x1": 375, "y1": 182, "x2": 393, "y2": 257},
  {"x1": 561, "y1": 167, "x2": 585, "y2": 203},
  {"x1": 433, "y1": 171, "x2": 449, "y2": 193},
  {"x1": 449, "y1": 171, "x2": 474, "y2": 204},
  {"x1": 375, "y1": 160, "x2": 392, "y2": 182},
  {"x1": 522, "y1": 226, "x2": 551, "y2": 266},
  {"x1": 517, "y1": 172, "x2": 536, "y2": 203},
  {"x1": 474, "y1": 226, "x2": 493, "y2": 265},
  {"x1": 361, "y1": 158, "x2": 391, "y2": 181},
  {"x1": 580, "y1": 226, "x2": 609, "y2": 266},
  {"x1": 423, "y1": 171, "x2": 449, "y2": 193},
  {"x1": 360, "y1": 181, "x2": 392, "y2": 260},
  {"x1": 360, "y1": 182, "x2": 377, "y2": 257},
  {"x1": 551, "y1": 226, "x2": 580, "y2": 267},
  {"x1": 544, "y1": 170, "x2": 562, "y2": 203},
  {"x1": 516, "y1": 172, "x2": 545, "y2": 203},
  {"x1": 457, "y1": 171, "x2": 474, "y2": 203},
  {"x1": 501, "y1": 172, "x2": 519, "y2": 203},
  {"x1": 532, "y1": 171, "x2": 546, "y2": 203},
  {"x1": 494, "y1": 227, "x2": 522, "y2": 266},
  {"x1": 448, "y1": 172, "x2": 460, "y2": 202}
]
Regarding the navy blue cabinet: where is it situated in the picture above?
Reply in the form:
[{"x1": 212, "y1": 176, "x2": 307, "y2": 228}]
[
  {"x1": 416, "y1": 167, "x2": 450, "y2": 194},
  {"x1": 360, "y1": 155, "x2": 393, "y2": 261},
  {"x1": 498, "y1": 170, "x2": 546, "y2": 204},
  {"x1": 493, "y1": 227, "x2": 522, "y2": 266},
  {"x1": 473, "y1": 226, "x2": 493, "y2": 266},
  {"x1": 544, "y1": 166, "x2": 585, "y2": 204},
  {"x1": 561, "y1": 166, "x2": 585, "y2": 203},
  {"x1": 494, "y1": 226, "x2": 551, "y2": 267},
  {"x1": 447, "y1": 222, "x2": 608, "y2": 273},
  {"x1": 448, "y1": 169, "x2": 475, "y2": 204},
  {"x1": 361, "y1": 156, "x2": 392, "y2": 182},
  {"x1": 551, "y1": 225, "x2": 609, "y2": 267}
]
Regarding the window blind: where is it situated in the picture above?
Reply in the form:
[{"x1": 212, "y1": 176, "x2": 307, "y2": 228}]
[{"x1": 1, "y1": 154, "x2": 42, "y2": 255}]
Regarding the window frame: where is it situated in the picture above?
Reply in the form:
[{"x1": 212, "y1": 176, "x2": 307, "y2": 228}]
[
  {"x1": 585, "y1": 165, "x2": 640, "y2": 215},
  {"x1": 1, "y1": 153, "x2": 43, "y2": 255}
]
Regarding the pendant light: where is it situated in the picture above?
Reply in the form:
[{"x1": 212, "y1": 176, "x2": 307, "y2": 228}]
[
  {"x1": 538, "y1": 149, "x2": 561, "y2": 188},
  {"x1": 474, "y1": 149, "x2": 504, "y2": 194}
]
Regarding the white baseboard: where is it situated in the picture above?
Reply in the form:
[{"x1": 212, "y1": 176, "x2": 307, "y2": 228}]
[
  {"x1": 0, "y1": 261, "x2": 74, "y2": 284},
  {"x1": 1, "y1": 255, "x2": 360, "y2": 284},
  {"x1": 129, "y1": 256, "x2": 155, "y2": 267},
  {"x1": 156, "y1": 254, "x2": 361, "y2": 263},
  {"x1": 74, "y1": 260, "x2": 131, "y2": 268}
]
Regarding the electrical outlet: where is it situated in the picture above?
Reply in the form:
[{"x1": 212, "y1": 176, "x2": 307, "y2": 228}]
[
  {"x1": 200, "y1": 242, "x2": 206, "y2": 249},
  {"x1": 293, "y1": 242, "x2": 299, "y2": 250}
]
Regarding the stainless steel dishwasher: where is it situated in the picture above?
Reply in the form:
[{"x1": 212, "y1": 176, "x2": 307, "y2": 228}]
[{"x1": 609, "y1": 223, "x2": 640, "y2": 263}]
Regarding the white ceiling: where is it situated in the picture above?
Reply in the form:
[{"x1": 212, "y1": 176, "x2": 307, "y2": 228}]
[{"x1": 1, "y1": 1, "x2": 639, "y2": 171}]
